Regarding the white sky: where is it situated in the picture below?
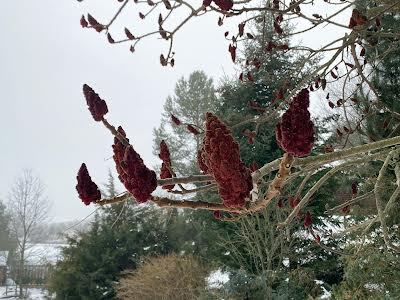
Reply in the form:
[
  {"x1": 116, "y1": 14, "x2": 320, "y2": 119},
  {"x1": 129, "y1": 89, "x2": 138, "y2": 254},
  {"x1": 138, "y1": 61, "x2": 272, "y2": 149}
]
[
  {"x1": 0, "y1": 1, "x2": 351, "y2": 222},
  {"x1": 0, "y1": 1, "x2": 235, "y2": 222}
]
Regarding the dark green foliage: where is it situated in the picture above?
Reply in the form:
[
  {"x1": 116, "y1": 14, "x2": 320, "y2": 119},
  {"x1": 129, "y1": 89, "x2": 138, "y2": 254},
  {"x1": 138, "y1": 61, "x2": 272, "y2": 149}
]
[
  {"x1": 332, "y1": 246, "x2": 400, "y2": 299},
  {"x1": 49, "y1": 205, "x2": 173, "y2": 300},
  {"x1": 0, "y1": 200, "x2": 14, "y2": 251},
  {"x1": 350, "y1": 1, "x2": 400, "y2": 141},
  {"x1": 49, "y1": 175, "x2": 175, "y2": 299},
  {"x1": 211, "y1": 16, "x2": 348, "y2": 299}
]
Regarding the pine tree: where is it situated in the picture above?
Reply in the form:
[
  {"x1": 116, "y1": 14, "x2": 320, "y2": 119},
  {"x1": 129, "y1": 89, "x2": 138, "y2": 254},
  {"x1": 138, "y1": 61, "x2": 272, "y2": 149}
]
[
  {"x1": 212, "y1": 16, "x2": 345, "y2": 299},
  {"x1": 153, "y1": 70, "x2": 218, "y2": 175},
  {"x1": 0, "y1": 200, "x2": 14, "y2": 250},
  {"x1": 217, "y1": 14, "x2": 316, "y2": 166},
  {"x1": 49, "y1": 206, "x2": 173, "y2": 299}
]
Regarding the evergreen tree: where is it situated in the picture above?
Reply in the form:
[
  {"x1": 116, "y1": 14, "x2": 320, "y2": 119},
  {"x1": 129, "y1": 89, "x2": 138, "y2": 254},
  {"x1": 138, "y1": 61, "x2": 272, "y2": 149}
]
[
  {"x1": 49, "y1": 172, "x2": 223, "y2": 299},
  {"x1": 216, "y1": 14, "x2": 316, "y2": 167},
  {"x1": 350, "y1": 1, "x2": 400, "y2": 141},
  {"x1": 332, "y1": 245, "x2": 400, "y2": 299},
  {"x1": 0, "y1": 200, "x2": 14, "y2": 250},
  {"x1": 99, "y1": 170, "x2": 127, "y2": 225},
  {"x1": 212, "y1": 15, "x2": 346, "y2": 299},
  {"x1": 153, "y1": 70, "x2": 218, "y2": 175},
  {"x1": 49, "y1": 206, "x2": 174, "y2": 299}
]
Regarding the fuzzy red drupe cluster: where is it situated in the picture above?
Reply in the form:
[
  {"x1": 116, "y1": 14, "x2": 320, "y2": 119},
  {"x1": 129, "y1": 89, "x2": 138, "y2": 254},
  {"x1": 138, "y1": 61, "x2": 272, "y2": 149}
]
[
  {"x1": 276, "y1": 89, "x2": 314, "y2": 157},
  {"x1": 82, "y1": 84, "x2": 108, "y2": 122},
  {"x1": 159, "y1": 140, "x2": 175, "y2": 190},
  {"x1": 112, "y1": 126, "x2": 157, "y2": 203},
  {"x1": 202, "y1": 112, "x2": 252, "y2": 208},
  {"x1": 76, "y1": 163, "x2": 101, "y2": 206}
]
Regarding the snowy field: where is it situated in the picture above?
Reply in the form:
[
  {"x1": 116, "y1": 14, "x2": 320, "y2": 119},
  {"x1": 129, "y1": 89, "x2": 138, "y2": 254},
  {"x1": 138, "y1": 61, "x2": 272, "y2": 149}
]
[{"x1": 0, "y1": 287, "x2": 51, "y2": 299}]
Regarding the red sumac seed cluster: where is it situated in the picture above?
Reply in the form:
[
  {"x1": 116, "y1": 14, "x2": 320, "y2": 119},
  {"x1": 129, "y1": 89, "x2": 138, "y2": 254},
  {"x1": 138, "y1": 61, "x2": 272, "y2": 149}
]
[
  {"x1": 202, "y1": 112, "x2": 252, "y2": 208},
  {"x1": 82, "y1": 84, "x2": 108, "y2": 122},
  {"x1": 112, "y1": 126, "x2": 157, "y2": 202},
  {"x1": 159, "y1": 140, "x2": 174, "y2": 190},
  {"x1": 276, "y1": 89, "x2": 314, "y2": 157}
]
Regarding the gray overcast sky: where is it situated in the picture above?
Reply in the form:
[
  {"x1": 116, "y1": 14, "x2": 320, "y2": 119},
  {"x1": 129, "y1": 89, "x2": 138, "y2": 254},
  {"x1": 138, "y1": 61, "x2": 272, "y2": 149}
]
[
  {"x1": 0, "y1": 1, "x2": 349, "y2": 222},
  {"x1": 0, "y1": 1, "x2": 235, "y2": 221}
]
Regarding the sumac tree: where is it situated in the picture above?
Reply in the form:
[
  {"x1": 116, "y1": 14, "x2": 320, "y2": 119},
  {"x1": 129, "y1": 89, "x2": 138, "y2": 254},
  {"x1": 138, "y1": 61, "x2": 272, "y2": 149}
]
[{"x1": 75, "y1": 0, "x2": 400, "y2": 259}]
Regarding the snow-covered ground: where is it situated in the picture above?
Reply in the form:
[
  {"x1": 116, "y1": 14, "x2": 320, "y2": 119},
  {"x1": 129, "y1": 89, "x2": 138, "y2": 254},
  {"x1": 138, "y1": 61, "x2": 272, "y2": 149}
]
[
  {"x1": 207, "y1": 269, "x2": 230, "y2": 289},
  {"x1": 24, "y1": 243, "x2": 66, "y2": 265},
  {"x1": 0, "y1": 287, "x2": 51, "y2": 299}
]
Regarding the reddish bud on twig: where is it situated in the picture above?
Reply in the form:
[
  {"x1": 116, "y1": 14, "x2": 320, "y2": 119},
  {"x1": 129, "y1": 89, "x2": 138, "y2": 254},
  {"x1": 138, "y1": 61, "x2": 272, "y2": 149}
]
[
  {"x1": 321, "y1": 78, "x2": 327, "y2": 90},
  {"x1": 342, "y1": 205, "x2": 350, "y2": 214},
  {"x1": 87, "y1": 14, "x2": 104, "y2": 32},
  {"x1": 288, "y1": 196, "x2": 299, "y2": 208},
  {"x1": 304, "y1": 212, "x2": 312, "y2": 227},
  {"x1": 228, "y1": 44, "x2": 236, "y2": 63},
  {"x1": 162, "y1": 0, "x2": 172, "y2": 9},
  {"x1": 249, "y1": 161, "x2": 259, "y2": 172},
  {"x1": 159, "y1": 140, "x2": 174, "y2": 190},
  {"x1": 159, "y1": 140, "x2": 171, "y2": 162},
  {"x1": 107, "y1": 33, "x2": 115, "y2": 44},
  {"x1": 160, "y1": 54, "x2": 168, "y2": 66},
  {"x1": 213, "y1": 210, "x2": 222, "y2": 220},
  {"x1": 277, "y1": 199, "x2": 284, "y2": 208},
  {"x1": 187, "y1": 124, "x2": 200, "y2": 135},
  {"x1": 214, "y1": 0, "x2": 233, "y2": 11},
  {"x1": 238, "y1": 23, "x2": 245, "y2": 37},
  {"x1": 242, "y1": 129, "x2": 257, "y2": 144},
  {"x1": 351, "y1": 182, "x2": 358, "y2": 196},
  {"x1": 315, "y1": 235, "x2": 321, "y2": 243},
  {"x1": 266, "y1": 41, "x2": 276, "y2": 52},
  {"x1": 171, "y1": 114, "x2": 181, "y2": 126},
  {"x1": 80, "y1": 15, "x2": 88, "y2": 28},
  {"x1": 274, "y1": 21, "x2": 283, "y2": 34},
  {"x1": 125, "y1": 28, "x2": 135, "y2": 40}
]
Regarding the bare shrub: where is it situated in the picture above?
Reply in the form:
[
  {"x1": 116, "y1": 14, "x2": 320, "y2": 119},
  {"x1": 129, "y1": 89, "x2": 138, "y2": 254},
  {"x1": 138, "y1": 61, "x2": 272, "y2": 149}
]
[{"x1": 116, "y1": 254, "x2": 208, "y2": 300}]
